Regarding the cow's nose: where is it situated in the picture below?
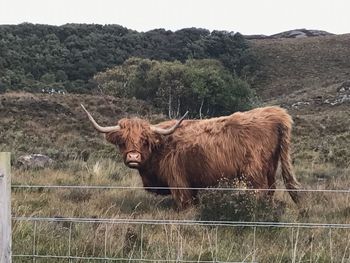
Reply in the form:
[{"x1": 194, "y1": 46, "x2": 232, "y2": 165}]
[{"x1": 126, "y1": 152, "x2": 141, "y2": 162}]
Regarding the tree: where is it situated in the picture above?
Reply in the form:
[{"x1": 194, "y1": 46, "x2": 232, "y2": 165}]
[
  {"x1": 55, "y1": 70, "x2": 68, "y2": 82},
  {"x1": 0, "y1": 23, "x2": 257, "y2": 93},
  {"x1": 94, "y1": 58, "x2": 253, "y2": 117},
  {"x1": 40, "y1": 73, "x2": 56, "y2": 84}
]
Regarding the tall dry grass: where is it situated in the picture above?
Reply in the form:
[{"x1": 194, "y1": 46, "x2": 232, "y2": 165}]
[{"x1": 11, "y1": 158, "x2": 350, "y2": 262}]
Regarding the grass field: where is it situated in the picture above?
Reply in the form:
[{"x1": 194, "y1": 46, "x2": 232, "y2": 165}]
[
  {"x1": 10, "y1": 158, "x2": 350, "y2": 262},
  {"x1": 4, "y1": 84, "x2": 349, "y2": 262},
  {"x1": 2, "y1": 34, "x2": 350, "y2": 262}
]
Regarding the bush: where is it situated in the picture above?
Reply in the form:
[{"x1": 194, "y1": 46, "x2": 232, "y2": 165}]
[
  {"x1": 198, "y1": 178, "x2": 285, "y2": 222},
  {"x1": 95, "y1": 58, "x2": 254, "y2": 118}
]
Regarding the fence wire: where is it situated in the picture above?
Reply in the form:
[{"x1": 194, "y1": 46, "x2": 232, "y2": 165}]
[
  {"x1": 12, "y1": 216, "x2": 350, "y2": 229},
  {"x1": 11, "y1": 184, "x2": 350, "y2": 193},
  {"x1": 12, "y1": 254, "x2": 250, "y2": 263}
]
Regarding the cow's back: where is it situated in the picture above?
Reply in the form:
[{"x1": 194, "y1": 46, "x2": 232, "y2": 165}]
[{"x1": 160, "y1": 106, "x2": 292, "y2": 188}]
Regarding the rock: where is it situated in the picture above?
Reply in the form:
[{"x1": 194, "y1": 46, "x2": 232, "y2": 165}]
[
  {"x1": 291, "y1": 101, "x2": 310, "y2": 109},
  {"x1": 338, "y1": 81, "x2": 350, "y2": 92},
  {"x1": 245, "y1": 29, "x2": 333, "y2": 40},
  {"x1": 17, "y1": 154, "x2": 54, "y2": 168},
  {"x1": 244, "y1": 34, "x2": 272, "y2": 40},
  {"x1": 270, "y1": 29, "x2": 333, "y2": 39},
  {"x1": 324, "y1": 95, "x2": 350, "y2": 106}
]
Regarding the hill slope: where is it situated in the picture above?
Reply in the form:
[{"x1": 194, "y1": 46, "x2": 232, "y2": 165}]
[
  {"x1": 250, "y1": 34, "x2": 350, "y2": 99},
  {"x1": 0, "y1": 92, "x2": 160, "y2": 161},
  {"x1": 246, "y1": 34, "x2": 350, "y2": 168}
]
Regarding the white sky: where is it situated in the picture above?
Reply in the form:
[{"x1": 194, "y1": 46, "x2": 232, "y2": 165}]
[{"x1": 0, "y1": 0, "x2": 349, "y2": 35}]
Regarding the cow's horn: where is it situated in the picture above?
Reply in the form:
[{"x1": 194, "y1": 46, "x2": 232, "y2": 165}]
[
  {"x1": 151, "y1": 111, "x2": 189, "y2": 135},
  {"x1": 81, "y1": 104, "x2": 120, "y2": 133}
]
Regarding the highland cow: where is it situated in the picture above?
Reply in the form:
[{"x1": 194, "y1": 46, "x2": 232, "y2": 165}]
[{"x1": 82, "y1": 105, "x2": 301, "y2": 208}]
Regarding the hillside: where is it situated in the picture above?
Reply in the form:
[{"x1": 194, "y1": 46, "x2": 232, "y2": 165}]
[
  {"x1": 247, "y1": 34, "x2": 350, "y2": 169},
  {"x1": 250, "y1": 33, "x2": 350, "y2": 99},
  {"x1": 0, "y1": 92, "x2": 161, "y2": 161}
]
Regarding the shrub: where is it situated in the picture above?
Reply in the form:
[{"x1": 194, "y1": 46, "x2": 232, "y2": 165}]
[
  {"x1": 198, "y1": 178, "x2": 285, "y2": 222},
  {"x1": 94, "y1": 58, "x2": 254, "y2": 118}
]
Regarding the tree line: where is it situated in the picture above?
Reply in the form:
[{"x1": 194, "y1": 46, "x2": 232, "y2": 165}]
[{"x1": 0, "y1": 23, "x2": 258, "y2": 116}]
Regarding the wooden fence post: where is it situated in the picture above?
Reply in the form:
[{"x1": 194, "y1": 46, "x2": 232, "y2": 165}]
[{"x1": 0, "y1": 152, "x2": 11, "y2": 263}]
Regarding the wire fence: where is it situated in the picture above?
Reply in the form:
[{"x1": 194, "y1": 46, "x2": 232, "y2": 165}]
[
  {"x1": 9, "y1": 183, "x2": 350, "y2": 262},
  {"x1": 13, "y1": 216, "x2": 350, "y2": 229},
  {"x1": 12, "y1": 255, "x2": 249, "y2": 263},
  {"x1": 11, "y1": 184, "x2": 350, "y2": 193}
]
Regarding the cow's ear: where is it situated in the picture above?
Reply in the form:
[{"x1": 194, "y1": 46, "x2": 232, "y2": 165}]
[
  {"x1": 153, "y1": 135, "x2": 163, "y2": 146},
  {"x1": 105, "y1": 132, "x2": 119, "y2": 145}
]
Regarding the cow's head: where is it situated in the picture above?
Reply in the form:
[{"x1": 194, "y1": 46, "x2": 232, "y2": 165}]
[{"x1": 81, "y1": 105, "x2": 187, "y2": 169}]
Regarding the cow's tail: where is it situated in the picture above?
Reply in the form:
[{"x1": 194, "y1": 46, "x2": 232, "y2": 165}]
[{"x1": 279, "y1": 120, "x2": 301, "y2": 205}]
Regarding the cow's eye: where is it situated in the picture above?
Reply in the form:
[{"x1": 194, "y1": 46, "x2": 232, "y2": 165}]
[
  {"x1": 117, "y1": 142, "x2": 125, "y2": 148},
  {"x1": 143, "y1": 141, "x2": 149, "y2": 147}
]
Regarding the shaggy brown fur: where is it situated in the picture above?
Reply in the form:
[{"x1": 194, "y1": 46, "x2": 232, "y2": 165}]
[{"x1": 104, "y1": 106, "x2": 301, "y2": 208}]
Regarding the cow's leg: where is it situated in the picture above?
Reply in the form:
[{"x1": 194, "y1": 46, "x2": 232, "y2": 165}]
[
  {"x1": 167, "y1": 175, "x2": 193, "y2": 209},
  {"x1": 159, "y1": 153, "x2": 194, "y2": 209},
  {"x1": 243, "y1": 168, "x2": 275, "y2": 206},
  {"x1": 140, "y1": 174, "x2": 171, "y2": 195},
  {"x1": 266, "y1": 156, "x2": 279, "y2": 205},
  {"x1": 171, "y1": 188, "x2": 193, "y2": 209},
  {"x1": 266, "y1": 175, "x2": 276, "y2": 206},
  {"x1": 278, "y1": 123, "x2": 301, "y2": 205},
  {"x1": 170, "y1": 177, "x2": 193, "y2": 209}
]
